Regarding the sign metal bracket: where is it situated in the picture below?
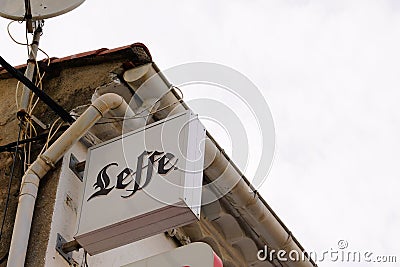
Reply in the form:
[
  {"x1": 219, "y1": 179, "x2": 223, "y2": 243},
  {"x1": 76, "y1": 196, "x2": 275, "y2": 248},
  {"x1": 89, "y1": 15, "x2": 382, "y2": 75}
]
[
  {"x1": 69, "y1": 153, "x2": 85, "y2": 181},
  {"x1": 56, "y1": 233, "x2": 77, "y2": 265}
]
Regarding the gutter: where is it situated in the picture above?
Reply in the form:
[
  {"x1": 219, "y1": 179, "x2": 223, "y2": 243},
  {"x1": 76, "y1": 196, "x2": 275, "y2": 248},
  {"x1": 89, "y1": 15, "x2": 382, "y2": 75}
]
[{"x1": 124, "y1": 63, "x2": 317, "y2": 267}]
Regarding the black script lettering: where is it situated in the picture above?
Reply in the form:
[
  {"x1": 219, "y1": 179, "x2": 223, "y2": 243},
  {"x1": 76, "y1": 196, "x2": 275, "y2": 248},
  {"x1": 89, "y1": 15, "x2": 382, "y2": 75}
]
[
  {"x1": 123, "y1": 151, "x2": 163, "y2": 198},
  {"x1": 87, "y1": 151, "x2": 179, "y2": 201},
  {"x1": 87, "y1": 163, "x2": 117, "y2": 201},
  {"x1": 116, "y1": 168, "x2": 133, "y2": 189},
  {"x1": 158, "y1": 153, "x2": 178, "y2": 175}
]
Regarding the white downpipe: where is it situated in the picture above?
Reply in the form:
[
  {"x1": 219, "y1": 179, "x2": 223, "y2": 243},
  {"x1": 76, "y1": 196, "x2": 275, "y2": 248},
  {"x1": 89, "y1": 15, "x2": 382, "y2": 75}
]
[
  {"x1": 7, "y1": 93, "x2": 137, "y2": 267},
  {"x1": 124, "y1": 66, "x2": 314, "y2": 267}
]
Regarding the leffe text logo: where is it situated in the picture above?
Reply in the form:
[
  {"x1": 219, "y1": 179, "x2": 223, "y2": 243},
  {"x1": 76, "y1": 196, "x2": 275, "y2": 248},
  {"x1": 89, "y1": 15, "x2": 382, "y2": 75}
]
[{"x1": 87, "y1": 151, "x2": 178, "y2": 201}]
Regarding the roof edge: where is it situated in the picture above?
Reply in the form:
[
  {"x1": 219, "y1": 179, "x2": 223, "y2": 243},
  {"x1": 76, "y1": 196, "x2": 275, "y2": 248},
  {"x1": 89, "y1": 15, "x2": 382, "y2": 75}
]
[{"x1": 0, "y1": 42, "x2": 152, "y2": 77}]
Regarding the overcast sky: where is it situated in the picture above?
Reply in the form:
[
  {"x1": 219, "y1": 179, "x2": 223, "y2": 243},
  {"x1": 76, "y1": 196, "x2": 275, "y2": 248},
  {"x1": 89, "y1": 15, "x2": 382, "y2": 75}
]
[{"x1": 1, "y1": 1, "x2": 399, "y2": 266}]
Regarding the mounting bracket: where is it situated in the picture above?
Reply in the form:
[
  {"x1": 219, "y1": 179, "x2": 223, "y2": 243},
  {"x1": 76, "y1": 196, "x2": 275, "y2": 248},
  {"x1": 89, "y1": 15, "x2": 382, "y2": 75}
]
[
  {"x1": 56, "y1": 234, "x2": 75, "y2": 265},
  {"x1": 69, "y1": 154, "x2": 85, "y2": 181}
]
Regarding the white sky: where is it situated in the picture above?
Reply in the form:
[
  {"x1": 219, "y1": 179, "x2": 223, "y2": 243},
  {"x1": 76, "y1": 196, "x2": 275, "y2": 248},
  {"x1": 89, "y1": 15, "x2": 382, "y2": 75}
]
[{"x1": 1, "y1": 1, "x2": 399, "y2": 266}]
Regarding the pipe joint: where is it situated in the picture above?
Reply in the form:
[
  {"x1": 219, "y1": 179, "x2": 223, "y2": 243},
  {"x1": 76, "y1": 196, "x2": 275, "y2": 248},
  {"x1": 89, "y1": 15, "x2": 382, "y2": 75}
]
[
  {"x1": 19, "y1": 184, "x2": 38, "y2": 199},
  {"x1": 19, "y1": 173, "x2": 40, "y2": 199},
  {"x1": 40, "y1": 155, "x2": 56, "y2": 169},
  {"x1": 29, "y1": 156, "x2": 53, "y2": 178},
  {"x1": 92, "y1": 93, "x2": 124, "y2": 116},
  {"x1": 21, "y1": 172, "x2": 40, "y2": 185}
]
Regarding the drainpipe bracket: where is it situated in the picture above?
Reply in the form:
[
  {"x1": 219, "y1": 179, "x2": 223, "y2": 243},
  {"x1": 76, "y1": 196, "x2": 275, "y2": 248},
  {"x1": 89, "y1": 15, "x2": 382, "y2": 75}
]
[
  {"x1": 40, "y1": 155, "x2": 56, "y2": 169},
  {"x1": 28, "y1": 155, "x2": 55, "y2": 178}
]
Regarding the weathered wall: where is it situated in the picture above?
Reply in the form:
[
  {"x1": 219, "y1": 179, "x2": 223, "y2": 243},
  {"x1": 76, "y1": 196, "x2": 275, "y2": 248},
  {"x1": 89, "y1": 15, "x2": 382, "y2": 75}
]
[
  {"x1": 0, "y1": 152, "x2": 23, "y2": 265},
  {"x1": 0, "y1": 78, "x2": 21, "y2": 146},
  {"x1": 0, "y1": 59, "x2": 127, "y2": 267}
]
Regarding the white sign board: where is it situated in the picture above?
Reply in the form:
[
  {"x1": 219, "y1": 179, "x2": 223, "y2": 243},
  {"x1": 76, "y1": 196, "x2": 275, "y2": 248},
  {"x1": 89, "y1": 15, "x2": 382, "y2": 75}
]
[
  {"x1": 121, "y1": 243, "x2": 223, "y2": 267},
  {"x1": 75, "y1": 111, "x2": 205, "y2": 255}
]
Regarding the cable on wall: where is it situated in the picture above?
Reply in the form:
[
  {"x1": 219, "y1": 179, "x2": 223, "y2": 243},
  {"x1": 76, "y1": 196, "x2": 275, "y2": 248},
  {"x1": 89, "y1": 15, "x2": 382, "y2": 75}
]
[{"x1": 0, "y1": 55, "x2": 75, "y2": 124}]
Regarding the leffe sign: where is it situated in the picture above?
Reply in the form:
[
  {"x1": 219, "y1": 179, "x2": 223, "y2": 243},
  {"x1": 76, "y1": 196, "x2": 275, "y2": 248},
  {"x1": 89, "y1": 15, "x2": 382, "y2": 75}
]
[
  {"x1": 87, "y1": 151, "x2": 178, "y2": 201},
  {"x1": 75, "y1": 111, "x2": 205, "y2": 255}
]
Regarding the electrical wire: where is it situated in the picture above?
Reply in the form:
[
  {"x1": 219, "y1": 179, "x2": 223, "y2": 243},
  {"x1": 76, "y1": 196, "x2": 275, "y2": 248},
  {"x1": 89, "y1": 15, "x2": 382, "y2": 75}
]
[
  {"x1": 24, "y1": 21, "x2": 29, "y2": 57},
  {"x1": 0, "y1": 251, "x2": 8, "y2": 264},
  {"x1": 38, "y1": 118, "x2": 64, "y2": 157},
  {"x1": 15, "y1": 81, "x2": 23, "y2": 110},
  {"x1": 0, "y1": 125, "x2": 69, "y2": 153},
  {"x1": 7, "y1": 21, "x2": 28, "y2": 46},
  {"x1": 11, "y1": 23, "x2": 51, "y2": 112},
  {"x1": 7, "y1": 21, "x2": 50, "y2": 60},
  {"x1": 23, "y1": 36, "x2": 51, "y2": 169},
  {"x1": 67, "y1": 85, "x2": 184, "y2": 125},
  {"x1": 6, "y1": 20, "x2": 29, "y2": 57},
  {"x1": 7, "y1": 20, "x2": 53, "y2": 178},
  {"x1": 31, "y1": 47, "x2": 51, "y2": 114},
  {"x1": 83, "y1": 250, "x2": 89, "y2": 267},
  {"x1": 0, "y1": 21, "x2": 71, "y2": 262},
  {"x1": 95, "y1": 99, "x2": 184, "y2": 125},
  {"x1": 1, "y1": 25, "x2": 74, "y2": 123},
  {"x1": 23, "y1": 119, "x2": 38, "y2": 169},
  {"x1": 0, "y1": 55, "x2": 75, "y2": 123},
  {"x1": 0, "y1": 122, "x2": 23, "y2": 242},
  {"x1": 94, "y1": 85, "x2": 185, "y2": 125},
  {"x1": 15, "y1": 53, "x2": 50, "y2": 112}
]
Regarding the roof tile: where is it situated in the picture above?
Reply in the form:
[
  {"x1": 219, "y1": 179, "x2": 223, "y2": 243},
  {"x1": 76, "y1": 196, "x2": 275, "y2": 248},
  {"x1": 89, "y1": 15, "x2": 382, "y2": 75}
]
[{"x1": 0, "y1": 43, "x2": 151, "y2": 75}]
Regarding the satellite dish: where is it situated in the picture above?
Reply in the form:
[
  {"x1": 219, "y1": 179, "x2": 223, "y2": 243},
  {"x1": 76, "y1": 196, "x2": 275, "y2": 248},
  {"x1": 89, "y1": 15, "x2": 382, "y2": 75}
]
[{"x1": 0, "y1": 0, "x2": 85, "y2": 20}]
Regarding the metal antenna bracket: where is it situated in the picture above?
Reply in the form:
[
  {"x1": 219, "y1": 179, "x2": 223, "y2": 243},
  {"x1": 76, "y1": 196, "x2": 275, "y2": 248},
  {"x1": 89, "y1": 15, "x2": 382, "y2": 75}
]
[{"x1": 24, "y1": 0, "x2": 33, "y2": 32}]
